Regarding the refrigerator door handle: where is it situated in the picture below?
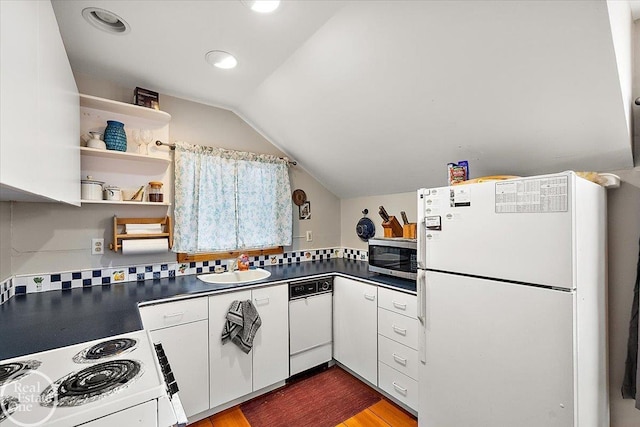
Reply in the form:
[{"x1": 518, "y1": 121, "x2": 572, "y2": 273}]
[
  {"x1": 417, "y1": 269, "x2": 425, "y2": 324},
  {"x1": 417, "y1": 269, "x2": 427, "y2": 364},
  {"x1": 417, "y1": 216, "x2": 427, "y2": 270}
]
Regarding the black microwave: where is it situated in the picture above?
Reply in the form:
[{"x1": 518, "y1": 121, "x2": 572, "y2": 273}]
[{"x1": 368, "y1": 238, "x2": 417, "y2": 280}]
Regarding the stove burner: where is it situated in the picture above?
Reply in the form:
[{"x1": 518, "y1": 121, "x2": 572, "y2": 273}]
[
  {"x1": 0, "y1": 396, "x2": 19, "y2": 422},
  {"x1": 40, "y1": 359, "x2": 142, "y2": 407},
  {"x1": 72, "y1": 338, "x2": 138, "y2": 363},
  {"x1": 0, "y1": 360, "x2": 41, "y2": 386}
]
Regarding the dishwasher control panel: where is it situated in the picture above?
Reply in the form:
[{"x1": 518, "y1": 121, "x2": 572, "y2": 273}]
[{"x1": 289, "y1": 278, "x2": 333, "y2": 300}]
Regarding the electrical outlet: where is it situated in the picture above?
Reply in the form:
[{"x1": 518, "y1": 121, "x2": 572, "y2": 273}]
[
  {"x1": 92, "y1": 238, "x2": 104, "y2": 255},
  {"x1": 306, "y1": 231, "x2": 313, "y2": 242}
]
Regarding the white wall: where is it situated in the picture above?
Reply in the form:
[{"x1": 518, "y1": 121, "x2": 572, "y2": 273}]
[
  {"x1": 0, "y1": 202, "x2": 11, "y2": 280},
  {"x1": 7, "y1": 73, "x2": 340, "y2": 275},
  {"x1": 607, "y1": 0, "x2": 634, "y2": 139},
  {"x1": 340, "y1": 191, "x2": 415, "y2": 250}
]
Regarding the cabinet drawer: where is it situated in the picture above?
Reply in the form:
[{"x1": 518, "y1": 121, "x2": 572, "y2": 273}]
[
  {"x1": 378, "y1": 287, "x2": 417, "y2": 318},
  {"x1": 140, "y1": 297, "x2": 208, "y2": 331},
  {"x1": 378, "y1": 361, "x2": 418, "y2": 411},
  {"x1": 378, "y1": 308, "x2": 418, "y2": 350},
  {"x1": 378, "y1": 335, "x2": 419, "y2": 380}
]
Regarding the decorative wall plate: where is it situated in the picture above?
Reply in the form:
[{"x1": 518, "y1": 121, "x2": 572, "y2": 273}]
[
  {"x1": 356, "y1": 217, "x2": 375, "y2": 240},
  {"x1": 292, "y1": 189, "x2": 307, "y2": 206}
]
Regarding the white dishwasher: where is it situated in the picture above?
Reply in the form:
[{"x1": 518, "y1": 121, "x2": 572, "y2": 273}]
[{"x1": 289, "y1": 278, "x2": 333, "y2": 375}]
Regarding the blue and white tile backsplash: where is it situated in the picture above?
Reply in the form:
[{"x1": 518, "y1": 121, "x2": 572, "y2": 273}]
[
  {"x1": 1, "y1": 277, "x2": 14, "y2": 304},
  {"x1": 1, "y1": 246, "x2": 369, "y2": 304}
]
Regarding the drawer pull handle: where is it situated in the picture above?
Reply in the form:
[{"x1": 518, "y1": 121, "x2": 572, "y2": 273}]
[
  {"x1": 392, "y1": 325, "x2": 407, "y2": 336},
  {"x1": 364, "y1": 293, "x2": 376, "y2": 301},
  {"x1": 163, "y1": 312, "x2": 185, "y2": 319},
  {"x1": 254, "y1": 297, "x2": 270, "y2": 304},
  {"x1": 392, "y1": 353, "x2": 407, "y2": 365},
  {"x1": 392, "y1": 382, "x2": 408, "y2": 395},
  {"x1": 392, "y1": 301, "x2": 407, "y2": 310}
]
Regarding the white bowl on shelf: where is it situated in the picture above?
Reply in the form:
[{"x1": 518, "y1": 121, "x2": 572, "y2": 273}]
[{"x1": 122, "y1": 188, "x2": 145, "y2": 201}]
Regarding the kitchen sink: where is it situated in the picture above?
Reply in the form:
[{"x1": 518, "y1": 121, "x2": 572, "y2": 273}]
[{"x1": 198, "y1": 268, "x2": 271, "y2": 285}]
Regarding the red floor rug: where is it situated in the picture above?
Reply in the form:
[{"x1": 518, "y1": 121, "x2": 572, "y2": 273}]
[{"x1": 240, "y1": 366, "x2": 382, "y2": 427}]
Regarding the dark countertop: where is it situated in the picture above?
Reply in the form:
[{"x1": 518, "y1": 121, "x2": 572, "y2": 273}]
[{"x1": 0, "y1": 259, "x2": 415, "y2": 361}]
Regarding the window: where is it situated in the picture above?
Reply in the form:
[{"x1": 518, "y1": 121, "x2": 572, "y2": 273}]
[{"x1": 173, "y1": 142, "x2": 292, "y2": 253}]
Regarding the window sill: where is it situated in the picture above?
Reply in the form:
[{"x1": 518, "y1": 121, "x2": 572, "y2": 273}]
[{"x1": 177, "y1": 247, "x2": 284, "y2": 263}]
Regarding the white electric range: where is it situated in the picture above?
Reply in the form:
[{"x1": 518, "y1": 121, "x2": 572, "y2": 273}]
[{"x1": 0, "y1": 330, "x2": 187, "y2": 426}]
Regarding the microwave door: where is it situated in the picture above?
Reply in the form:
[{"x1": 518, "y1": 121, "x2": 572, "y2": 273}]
[{"x1": 368, "y1": 241, "x2": 417, "y2": 280}]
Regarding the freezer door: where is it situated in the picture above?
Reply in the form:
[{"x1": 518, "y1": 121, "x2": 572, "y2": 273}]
[
  {"x1": 419, "y1": 271, "x2": 575, "y2": 427},
  {"x1": 419, "y1": 173, "x2": 582, "y2": 289}
]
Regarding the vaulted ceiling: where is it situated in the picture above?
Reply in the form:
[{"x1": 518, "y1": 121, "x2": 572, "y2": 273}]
[{"x1": 52, "y1": 0, "x2": 635, "y2": 198}]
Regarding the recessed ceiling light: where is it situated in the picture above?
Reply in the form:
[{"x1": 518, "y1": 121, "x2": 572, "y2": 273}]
[
  {"x1": 82, "y1": 7, "x2": 130, "y2": 34},
  {"x1": 241, "y1": 0, "x2": 281, "y2": 14},
  {"x1": 205, "y1": 51, "x2": 238, "y2": 69}
]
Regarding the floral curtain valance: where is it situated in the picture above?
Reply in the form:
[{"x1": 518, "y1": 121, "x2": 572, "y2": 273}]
[
  {"x1": 173, "y1": 141, "x2": 292, "y2": 253},
  {"x1": 175, "y1": 143, "x2": 291, "y2": 164}
]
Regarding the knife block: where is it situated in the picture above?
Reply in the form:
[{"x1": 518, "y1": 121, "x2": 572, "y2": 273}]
[
  {"x1": 382, "y1": 216, "x2": 403, "y2": 238},
  {"x1": 403, "y1": 223, "x2": 417, "y2": 239}
]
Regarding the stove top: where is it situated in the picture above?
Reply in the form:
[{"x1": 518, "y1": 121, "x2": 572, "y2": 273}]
[
  {"x1": 72, "y1": 338, "x2": 138, "y2": 363},
  {"x1": 0, "y1": 397, "x2": 18, "y2": 423},
  {"x1": 0, "y1": 331, "x2": 166, "y2": 426},
  {"x1": 41, "y1": 359, "x2": 143, "y2": 407},
  {"x1": 0, "y1": 360, "x2": 41, "y2": 386}
]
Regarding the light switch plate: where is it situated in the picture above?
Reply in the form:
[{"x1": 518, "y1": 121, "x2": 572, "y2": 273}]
[{"x1": 306, "y1": 231, "x2": 313, "y2": 242}]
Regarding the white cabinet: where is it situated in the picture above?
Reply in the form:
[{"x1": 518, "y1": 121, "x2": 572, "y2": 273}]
[
  {"x1": 333, "y1": 276, "x2": 378, "y2": 386},
  {"x1": 0, "y1": 0, "x2": 80, "y2": 204},
  {"x1": 209, "y1": 283, "x2": 289, "y2": 408},
  {"x1": 139, "y1": 297, "x2": 209, "y2": 418},
  {"x1": 252, "y1": 284, "x2": 289, "y2": 391},
  {"x1": 209, "y1": 289, "x2": 252, "y2": 408},
  {"x1": 377, "y1": 287, "x2": 419, "y2": 411},
  {"x1": 377, "y1": 308, "x2": 418, "y2": 350},
  {"x1": 378, "y1": 360, "x2": 419, "y2": 411}
]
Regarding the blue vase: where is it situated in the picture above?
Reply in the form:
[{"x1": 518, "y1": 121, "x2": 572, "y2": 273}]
[{"x1": 103, "y1": 120, "x2": 127, "y2": 152}]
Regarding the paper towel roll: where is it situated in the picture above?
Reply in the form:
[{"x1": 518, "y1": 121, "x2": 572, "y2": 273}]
[{"x1": 121, "y1": 238, "x2": 169, "y2": 255}]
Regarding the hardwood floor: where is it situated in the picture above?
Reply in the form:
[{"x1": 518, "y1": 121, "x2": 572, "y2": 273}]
[
  {"x1": 189, "y1": 366, "x2": 417, "y2": 427},
  {"x1": 189, "y1": 398, "x2": 417, "y2": 427}
]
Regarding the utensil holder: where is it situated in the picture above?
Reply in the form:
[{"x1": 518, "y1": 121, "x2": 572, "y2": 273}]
[
  {"x1": 382, "y1": 216, "x2": 403, "y2": 238},
  {"x1": 403, "y1": 223, "x2": 417, "y2": 239}
]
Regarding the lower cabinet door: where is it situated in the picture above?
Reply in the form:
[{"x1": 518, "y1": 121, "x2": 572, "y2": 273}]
[
  {"x1": 378, "y1": 334, "x2": 419, "y2": 380},
  {"x1": 149, "y1": 320, "x2": 209, "y2": 417},
  {"x1": 209, "y1": 290, "x2": 252, "y2": 408},
  {"x1": 378, "y1": 361, "x2": 418, "y2": 411},
  {"x1": 252, "y1": 284, "x2": 289, "y2": 391},
  {"x1": 333, "y1": 277, "x2": 378, "y2": 385}
]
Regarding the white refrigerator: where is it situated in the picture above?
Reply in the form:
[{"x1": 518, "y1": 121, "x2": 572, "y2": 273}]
[{"x1": 416, "y1": 171, "x2": 608, "y2": 427}]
